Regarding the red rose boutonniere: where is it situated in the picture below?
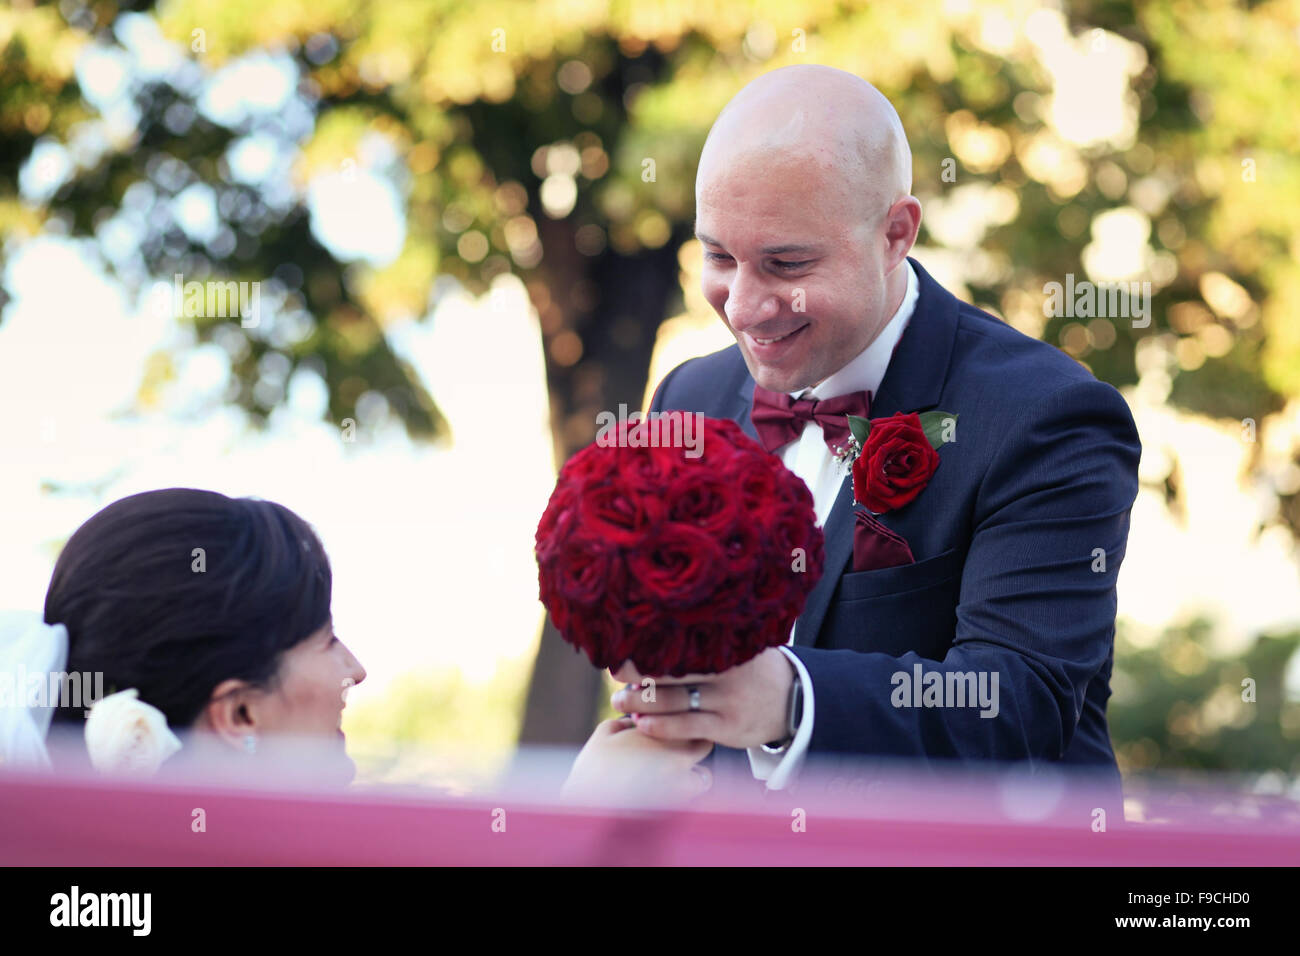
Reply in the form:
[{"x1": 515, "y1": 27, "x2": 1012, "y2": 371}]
[{"x1": 833, "y1": 410, "x2": 957, "y2": 514}]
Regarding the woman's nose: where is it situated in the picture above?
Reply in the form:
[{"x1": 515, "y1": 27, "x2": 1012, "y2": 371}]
[{"x1": 342, "y1": 642, "x2": 367, "y2": 686}]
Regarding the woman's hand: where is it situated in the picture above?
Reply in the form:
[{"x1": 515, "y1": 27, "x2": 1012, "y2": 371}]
[{"x1": 561, "y1": 716, "x2": 714, "y2": 805}]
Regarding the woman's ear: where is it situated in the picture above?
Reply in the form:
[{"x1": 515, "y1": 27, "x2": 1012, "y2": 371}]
[{"x1": 201, "y1": 678, "x2": 257, "y2": 751}]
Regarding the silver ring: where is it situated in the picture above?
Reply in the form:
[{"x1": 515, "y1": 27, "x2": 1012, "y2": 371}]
[{"x1": 687, "y1": 685, "x2": 702, "y2": 712}]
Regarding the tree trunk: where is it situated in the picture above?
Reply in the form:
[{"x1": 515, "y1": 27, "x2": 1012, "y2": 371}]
[{"x1": 516, "y1": 217, "x2": 684, "y2": 746}]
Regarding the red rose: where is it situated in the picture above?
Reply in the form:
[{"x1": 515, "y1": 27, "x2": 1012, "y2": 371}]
[
  {"x1": 539, "y1": 574, "x2": 565, "y2": 623},
  {"x1": 769, "y1": 507, "x2": 818, "y2": 556},
  {"x1": 676, "y1": 568, "x2": 750, "y2": 624},
  {"x1": 565, "y1": 604, "x2": 629, "y2": 670},
  {"x1": 624, "y1": 599, "x2": 662, "y2": 630},
  {"x1": 729, "y1": 456, "x2": 780, "y2": 510},
  {"x1": 620, "y1": 442, "x2": 679, "y2": 491},
  {"x1": 625, "y1": 522, "x2": 723, "y2": 607},
  {"x1": 705, "y1": 417, "x2": 751, "y2": 450},
  {"x1": 534, "y1": 496, "x2": 577, "y2": 563},
  {"x1": 773, "y1": 464, "x2": 816, "y2": 509},
  {"x1": 559, "y1": 442, "x2": 619, "y2": 485},
  {"x1": 851, "y1": 412, "x2": 940, "y2": 513},
  {"x1": 553, "y1": 535, "x2": 621, "y2": 605},
  {"x1": 577, "y1": 480, "x2": 663, "y2": 547},
  {"x1": 719, "y1": 522, "x2": 761, "y2": 576},
  {"x1": 750, "y1": 556, "x2": 796, "y2": 609},
  {"x1": 666, "y1": 471, "x2": 740, "y2": 537}
]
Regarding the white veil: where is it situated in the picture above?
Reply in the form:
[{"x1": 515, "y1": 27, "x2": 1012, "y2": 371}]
[{"x1": 0, "y1": 610, "x2": 69, "y2": 768}]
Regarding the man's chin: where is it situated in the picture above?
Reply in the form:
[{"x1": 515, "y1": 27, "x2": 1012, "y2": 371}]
[{"x1": 743, "y1": 356, "x2": 815, "y2": 394}]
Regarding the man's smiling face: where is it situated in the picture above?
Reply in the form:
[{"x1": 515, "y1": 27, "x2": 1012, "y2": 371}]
[{"x1": 695, "y1": 149, "x2": 893, "y2": 394}]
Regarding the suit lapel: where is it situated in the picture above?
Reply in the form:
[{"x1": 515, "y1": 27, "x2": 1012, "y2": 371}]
[
  {"x1": 791, "y1": 257, "x2": 963, "y2": 647},
  {"x1": 733, "y1": 372, "x2": 760, "y2": 443},
  {"x1": 866, "y1": 257, "x2": 961, "y2": 420}
]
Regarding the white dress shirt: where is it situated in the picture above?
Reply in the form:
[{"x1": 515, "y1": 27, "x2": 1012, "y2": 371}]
[{"x1": 747, "y1": 259, "x2": 920, "y2": 790}]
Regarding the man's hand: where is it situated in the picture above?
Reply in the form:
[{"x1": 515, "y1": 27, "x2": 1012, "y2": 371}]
[{"x1": 609, "y1": 647, "x2": 795, "y2": 749}]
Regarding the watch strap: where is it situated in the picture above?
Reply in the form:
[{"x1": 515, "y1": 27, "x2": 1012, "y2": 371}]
[{"x1": 760, "y1": 669, "x2": 803, "y2": 754}]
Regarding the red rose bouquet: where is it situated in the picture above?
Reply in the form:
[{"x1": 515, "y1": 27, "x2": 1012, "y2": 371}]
[{"x1": 535, "y1": 416, "x2": 824, "y2": 677}]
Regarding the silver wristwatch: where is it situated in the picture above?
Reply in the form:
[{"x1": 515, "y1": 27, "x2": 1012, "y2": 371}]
[{"x1": 760, "y1": 673, "x2": 803, "y2": 755}]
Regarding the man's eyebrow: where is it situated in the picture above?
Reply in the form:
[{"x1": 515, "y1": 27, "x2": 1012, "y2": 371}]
[{"x1": 694, "y1": 231, "x2": 823, "y2": 256}]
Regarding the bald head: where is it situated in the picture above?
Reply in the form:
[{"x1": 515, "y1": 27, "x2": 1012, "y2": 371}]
[
  {"x1": 697, "y1": 65, "x2": 912, "y2": 222},
  {"x1": 692, "y1": 66, "x2": 922, "y2": 392}
]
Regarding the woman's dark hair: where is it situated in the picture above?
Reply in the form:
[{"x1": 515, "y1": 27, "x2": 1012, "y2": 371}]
[{"x1": 45, "y1": 488, "x2": 332, "y2": 730}]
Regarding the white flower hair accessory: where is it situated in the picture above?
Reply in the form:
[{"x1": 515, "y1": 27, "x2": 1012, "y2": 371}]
[{"x1": 84, "y1": 688, "x2": 182, "y2": 775}]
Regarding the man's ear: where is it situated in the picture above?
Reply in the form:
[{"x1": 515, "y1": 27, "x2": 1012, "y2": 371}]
[
  {"x1": 883, "y1": 195, "x2": 922, "y2": 271},
  {"x1": 202, "y1": 678, "x2": 258, "y2": 751}
]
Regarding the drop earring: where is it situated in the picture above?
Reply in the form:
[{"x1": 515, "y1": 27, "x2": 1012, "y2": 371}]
[{"x1": 243, "y1": 734, "x2": 257, "y2": 755}]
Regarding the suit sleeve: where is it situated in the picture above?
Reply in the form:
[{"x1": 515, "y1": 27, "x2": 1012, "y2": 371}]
[
  {"x1": 787, "y1": 379, "x2": 1141, "y2": 761},
  {"x1": 744, "y1": 647, "x2": 816, "y2": 789}
]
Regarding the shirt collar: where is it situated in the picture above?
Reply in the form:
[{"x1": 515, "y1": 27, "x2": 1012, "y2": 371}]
[{"x1": 790, "y1": 258, "x2": 919, "y2": 402}]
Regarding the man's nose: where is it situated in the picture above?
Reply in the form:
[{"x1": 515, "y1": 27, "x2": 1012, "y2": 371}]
[{"x1": 724, "y1": 270, "x2": 780, "y2": 330}]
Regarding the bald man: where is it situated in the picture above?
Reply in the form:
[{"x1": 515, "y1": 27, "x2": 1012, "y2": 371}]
[{"x1": 610, "y1": 65, "x2": 1141, "y2": 808}]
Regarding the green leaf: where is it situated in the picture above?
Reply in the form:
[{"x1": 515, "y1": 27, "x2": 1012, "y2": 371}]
[
  {"x1": 918, "y1": 411, "x2": 958, "y2": 449},
  {"x1": 847, "y1": 414, "x2": 871, "y2": 444}
]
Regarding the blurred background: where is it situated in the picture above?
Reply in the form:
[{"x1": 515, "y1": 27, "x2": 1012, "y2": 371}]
[{"x1": 2, "y1": 0, "x2": 1298, "y2": 806}]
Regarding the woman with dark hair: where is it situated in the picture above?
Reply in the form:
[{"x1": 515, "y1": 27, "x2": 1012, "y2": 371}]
[
  {"x1": 0, "y1": 488, "x2": 711, "y2": 801},
  {"x1": 2, "y1": 488, "x2": 365, "y2": 785}
]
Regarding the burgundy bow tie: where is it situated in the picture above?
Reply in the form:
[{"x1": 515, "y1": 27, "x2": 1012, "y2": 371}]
[{"x1": 751, "y1": 386, "x2": 872, "y2": 453}]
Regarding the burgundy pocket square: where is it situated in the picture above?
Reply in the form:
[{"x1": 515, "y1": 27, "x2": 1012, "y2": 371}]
[{"x1": 852, "y1": 511, "x2": 916, "y2": 572}]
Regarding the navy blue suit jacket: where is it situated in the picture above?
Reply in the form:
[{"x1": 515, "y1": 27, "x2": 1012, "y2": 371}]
[{"x1": 651, "y1": 258, "x2": 1141, "y2": 794}]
